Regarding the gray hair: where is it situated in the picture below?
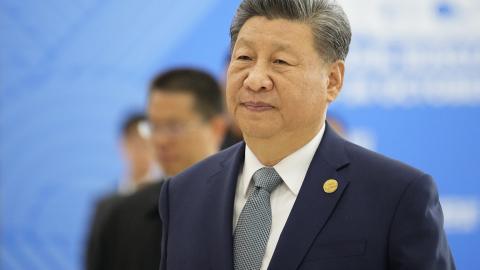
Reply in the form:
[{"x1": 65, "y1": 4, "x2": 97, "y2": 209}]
[{"x1": 230, "y1": 0, "x2": 352, "y2": 62}]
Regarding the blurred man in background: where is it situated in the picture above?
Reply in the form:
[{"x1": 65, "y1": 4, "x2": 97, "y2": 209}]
[
  {"x1": 221, "y1": 52, "x2": 244, "y2": 149},
  {"x1": 85, "y1": 113, "x2": 157, "y2": 270},
  {"x1": 118, "y1": 113, "x2": 160, "y2": 193},
  {"x1": 86, "y1": 68, "x2": 226, "y2": 270}
]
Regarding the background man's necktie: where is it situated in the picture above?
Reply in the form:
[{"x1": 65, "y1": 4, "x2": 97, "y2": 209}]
[{"x1": 233, "y1": 167, "x2": 283, "y2": 270}]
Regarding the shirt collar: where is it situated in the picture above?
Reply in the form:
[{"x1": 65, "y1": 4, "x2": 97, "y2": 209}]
[{"x1": 240, "y1": 123, "x2": 326, "y2": 197}]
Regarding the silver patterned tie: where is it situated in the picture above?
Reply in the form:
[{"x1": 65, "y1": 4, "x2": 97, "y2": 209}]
[{"x1": 234, "y1": 167, "x2": 283, "y2": 270}]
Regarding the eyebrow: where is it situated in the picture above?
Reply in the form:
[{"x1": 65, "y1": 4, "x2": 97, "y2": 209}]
[{"x1": 234, "y1": 38, "x2": 255, "y2": 49}]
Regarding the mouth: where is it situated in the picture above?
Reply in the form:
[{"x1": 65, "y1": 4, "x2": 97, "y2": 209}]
[
  {"x1": 157, "y1": 152, "x2": 176, "y2": 163},
  {"x1": 240, "y1": 101, "x2": 275, "y2": 112}
]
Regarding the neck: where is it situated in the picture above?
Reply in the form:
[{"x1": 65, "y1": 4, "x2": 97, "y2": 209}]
[
  {"x1": 130, "y1": 169, "x2": 148, "y2": 184},
  {"x1": 194, "y1": 145, "x2": 218, "y2": 165},
  {"x1": 244, "y1": 123, "x2": 323, "y2": 166},
  {"x1": 167, "y1": 146, "x2": 219, "y2": 177}
]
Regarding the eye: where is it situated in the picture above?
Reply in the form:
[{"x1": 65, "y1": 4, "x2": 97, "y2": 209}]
[
  {"x1": 273, "y1": 59, "x2": 289, "y2": 65},
  {"x1": 237, "y1": 55, "x2": 252, "y2": 61}
]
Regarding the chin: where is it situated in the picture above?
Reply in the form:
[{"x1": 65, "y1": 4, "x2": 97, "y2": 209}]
[{"x1": 240, "y1": 124, "x2": 279, "y2": 139}]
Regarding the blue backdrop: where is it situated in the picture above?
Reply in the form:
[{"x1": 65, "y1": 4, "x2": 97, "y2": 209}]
[{"x1": 1, "y1": 0, "x2": 479, "y2": 269}]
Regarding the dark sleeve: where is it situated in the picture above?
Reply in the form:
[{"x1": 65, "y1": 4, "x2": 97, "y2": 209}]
[
  {"x1": 85, "y1": 204, "x2": 103, "y2": 270},
  {"x1": 388, "y1": 174, "x2": 456, "y2": 270},
  {"x1": 85, "y1": 196, "x2": 118, "y2": 270},
  {"x1": 159, "y1": 180, "x2": 170, "y2": 270}
]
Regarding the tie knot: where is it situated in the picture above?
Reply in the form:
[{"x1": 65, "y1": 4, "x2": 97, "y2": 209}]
[{"x1": 252, "y1": 167, "x2": 282, "y2": 193}]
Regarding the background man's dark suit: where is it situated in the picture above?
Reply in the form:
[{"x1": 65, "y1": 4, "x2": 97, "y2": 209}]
[
  {"x1": 85, "y1": 193, "x2": 123, "y2": 270},
  {"x1": 86, "y1": 68, "x2": 226, "y2": 270},
  {"x1": 92, "y1": 181, "x2": 164, "y2": 270},
  {"x1": 160, "y1": 124, "x2": 454, "y2": 270}
]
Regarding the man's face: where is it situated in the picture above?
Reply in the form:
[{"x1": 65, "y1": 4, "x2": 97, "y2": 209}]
[
  {"x1": 147, "y1": 91, "x2": 217, "y2": 176},
  {"x1": 226, "y1": 17, "x2": 342, "y2": 141},
  {"x1": 122, "y1": 129, "x2": 153, "y2": 182}
]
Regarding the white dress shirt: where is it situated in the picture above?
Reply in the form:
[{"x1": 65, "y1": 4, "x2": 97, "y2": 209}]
[{"x1": 233, "y1": 124, "x2": 326, "y2": 270}]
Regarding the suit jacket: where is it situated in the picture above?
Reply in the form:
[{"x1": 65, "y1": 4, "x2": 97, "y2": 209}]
[
  {"x1": 159, "y1": 124, "x2": 455, "y2": 270},
  {"x1": 85, "y1": 192, "x2": 124, "y2": 270},
  {"x1": 90, "y1": 181, "x2": 164, "y2": 270}
]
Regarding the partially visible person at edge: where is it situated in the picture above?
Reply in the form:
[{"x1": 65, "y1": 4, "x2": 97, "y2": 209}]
[
  {"x1": 221, "y1": 52, "x2": 244, "y2": 149},
  {"x1": 85, "y1": 113, "x2": 157, "y2": 270},
  {"x1": 87, "y1": 68, "x2": 226, "y2": 270},
  {"x1": 159, "y1": 0, "x2": 455, "y2": 270}
]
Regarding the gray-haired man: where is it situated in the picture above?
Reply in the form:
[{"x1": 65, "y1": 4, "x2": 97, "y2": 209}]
[{"x1": 159, "y1": 1, "x2": 455, "y2": 269}]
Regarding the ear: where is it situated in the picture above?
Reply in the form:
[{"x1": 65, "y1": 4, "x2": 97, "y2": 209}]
[{"x1": 326, "y1": 60, "x2": 345, "y2": 103}]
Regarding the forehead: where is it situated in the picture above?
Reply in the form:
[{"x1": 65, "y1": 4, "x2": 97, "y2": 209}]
[
  {"x1": 234, "y1": 16, "x2": 314, "y2": 51},
  {"x1": 148, "y1": 90, "x2": 197, "y2": 119}
]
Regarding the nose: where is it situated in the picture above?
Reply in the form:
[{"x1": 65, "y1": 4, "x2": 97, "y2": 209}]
[
  {"x1": 243, "y1": 63, "x2": 273, "y2": 92},
  {"x1": 151, "y1": 132, "x2": 172, "y2": 151}
]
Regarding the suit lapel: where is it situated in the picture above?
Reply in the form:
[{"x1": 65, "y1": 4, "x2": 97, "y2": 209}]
[
  {"x1": 206, "y1": 143, "x2": 246, "y2": 270},
  {"x1": 268, "y1": 124, "x2": 350, "y2": 270}
]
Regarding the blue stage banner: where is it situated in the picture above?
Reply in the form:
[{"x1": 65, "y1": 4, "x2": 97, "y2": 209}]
[{"x1": 1, "y1": 0, "x2": 478, "y2": 269}]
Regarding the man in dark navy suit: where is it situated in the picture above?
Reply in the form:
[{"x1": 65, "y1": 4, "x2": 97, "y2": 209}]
[
  {"x1": 88, "y1": 68, "x2": 226, "y2": 270},
  {"x1": 85, "y1": 113, "x2": 155, "y2": 270},
  {"x1": 159, "y1": 0, "x2": 455, "y2": 269}
]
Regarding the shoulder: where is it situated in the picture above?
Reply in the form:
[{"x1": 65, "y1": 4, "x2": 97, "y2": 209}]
[
  {"x1": 101, "y1": 182, "x2": 164, "y2": 225},
  {"x1": 92, "y1": 192, "x2": 124, "y2": 220},
  {"x1": 159, "y1": 142, "x2": 243, "y2": 223},
  {"x1": 349, "y1": 140, "x2": 423, "y2": 173},
  {"x1": 341, "y1": 139, "x2": 429, "y2": 190},
  {"x1": 168, "y1": 142, "x2": 244, "y2": 191},
  {"x1": 133, "y1": 181, "x2": 164, "y2": 198},
  {"x1": 96, "y1": 192, "x2": 123, "y2": 207},
  {"x1": 116, "y1": 181, "x2": 164, "y2": 209}
]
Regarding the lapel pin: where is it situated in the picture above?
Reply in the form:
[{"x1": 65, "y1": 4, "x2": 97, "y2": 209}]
[{"x1": 323, "y1": 179, "x2": 338, "y2": 194}]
